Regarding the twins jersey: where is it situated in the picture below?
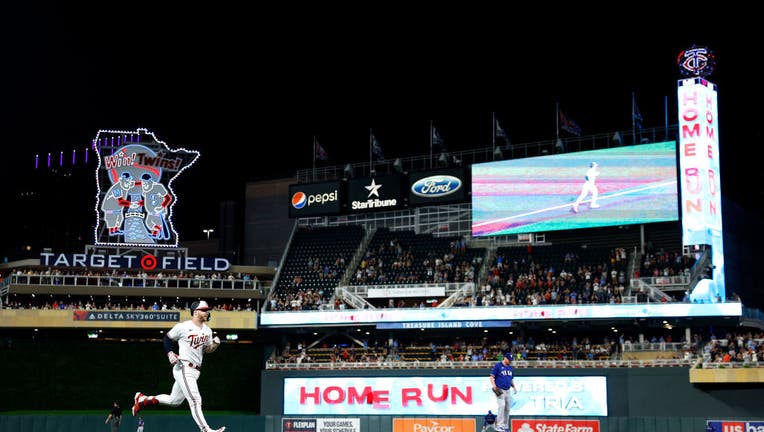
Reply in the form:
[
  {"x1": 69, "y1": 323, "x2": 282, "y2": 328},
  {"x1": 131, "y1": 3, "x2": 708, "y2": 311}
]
[
  {"x1": 490, "y1": 362, "x2": 515, "y2": 390},
  {"x1": 166, "y1": 319, "x2": 213, "y2": 367}
]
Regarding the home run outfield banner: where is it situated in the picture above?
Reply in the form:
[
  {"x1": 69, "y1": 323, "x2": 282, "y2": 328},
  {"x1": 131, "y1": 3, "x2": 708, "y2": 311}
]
[{"x1": 283, "y1": 376, "x2": 607, "y2": 416}]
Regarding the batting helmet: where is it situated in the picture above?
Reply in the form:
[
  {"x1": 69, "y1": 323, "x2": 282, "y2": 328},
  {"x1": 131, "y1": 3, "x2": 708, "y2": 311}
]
[{"x1": 190, "y1": 300, "x2": 212, "y2": 318}]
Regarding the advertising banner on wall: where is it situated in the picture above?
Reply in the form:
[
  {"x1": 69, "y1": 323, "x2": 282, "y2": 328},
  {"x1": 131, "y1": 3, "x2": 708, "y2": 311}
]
[
  {"x1": 511, "y1": 419, "x2": 600, "y2": 432},
  {"x1": 347, "y1": 174, "x2": 404, "y2": 213},
  {"x1": 392, "y1": 418, "x2": 475, "y2": 432},
  {"x1": 408, "y1": 168, "x2": 467, "y2": 206},
  {"x1": 289, "y1": 181, "x2": 342, "y2": 218},
  {"x1": 282, "y1": 418, "x2": 360, "y2": 432},
  {"x1": 706, "y1": 420, "x2": 764, "y2": 432},
  {"x1": 284, "y1": 376, "x2": 607, "y2": 416}
]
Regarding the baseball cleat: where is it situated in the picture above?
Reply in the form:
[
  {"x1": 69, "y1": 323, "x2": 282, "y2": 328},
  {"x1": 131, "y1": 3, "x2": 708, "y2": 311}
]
[
  {"x1": 590, "y1": 203, "x2": 600, "y2": 208},
  {"x1": 211, "y1": 427, "x2": 226, "y2": 432},
  {"x1": 132, "y1": 392, "x2": 144, "y2": 416}
]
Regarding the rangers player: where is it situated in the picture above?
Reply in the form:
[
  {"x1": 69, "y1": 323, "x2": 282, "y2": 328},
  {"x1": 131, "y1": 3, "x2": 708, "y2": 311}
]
[
  {"x1": 489, "y1": 352, "x2": 518, "y2": 432},
  {"x1": 131, "y1": 300, "x2": 225, "y2": 432}
]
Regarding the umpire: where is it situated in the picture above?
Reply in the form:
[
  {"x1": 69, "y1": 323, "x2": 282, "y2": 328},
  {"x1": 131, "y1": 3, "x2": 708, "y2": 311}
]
[{"x1": 104, "y1": 400, "x2": 122, "y2": 431}]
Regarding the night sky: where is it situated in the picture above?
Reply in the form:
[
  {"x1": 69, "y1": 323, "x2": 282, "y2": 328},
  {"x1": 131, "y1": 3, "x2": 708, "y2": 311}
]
[{"x1": 3, "y1": 6, "x2": 761, "y2": 267}]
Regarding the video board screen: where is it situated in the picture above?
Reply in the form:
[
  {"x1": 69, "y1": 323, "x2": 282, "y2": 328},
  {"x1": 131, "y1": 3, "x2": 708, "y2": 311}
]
[
  {"x1": 284, "y1": 376, "x2": 607, "y2": 416},
  {"x1": 408, "y1": 168, "x2": 467, "y2": 206},
  {"x1": 288, "y1": 181, "x2": 341, "y2": 218},
  {"x1": 348, "y1": 174, "x2": 404, "y2": 213},
  {"x1": 472, "y1": 142, "x2": 679, "y2": 236}
]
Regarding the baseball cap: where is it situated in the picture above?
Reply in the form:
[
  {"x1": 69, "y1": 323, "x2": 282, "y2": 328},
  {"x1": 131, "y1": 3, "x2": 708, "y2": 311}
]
[
  {"x1": 191, "y1": 300, "x2": 211, "y2": 312},
  {"x1": 504, "y1": 352, "x2": 513, "y2": 360}
]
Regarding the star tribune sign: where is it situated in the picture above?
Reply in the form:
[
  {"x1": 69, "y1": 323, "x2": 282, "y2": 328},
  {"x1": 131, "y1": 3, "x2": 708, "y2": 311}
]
[
  {"x1": 93, "y1": 128, "x2": 200, "y2": 247},
  {"x1": 351, "y1": 178, "x2": 399, "y2": 210}
]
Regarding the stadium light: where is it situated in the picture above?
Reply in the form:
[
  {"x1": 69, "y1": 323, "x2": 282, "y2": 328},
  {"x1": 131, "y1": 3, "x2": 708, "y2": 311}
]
[{"x1": 203, "y1": 228, "x2": 214, "y2": 240}]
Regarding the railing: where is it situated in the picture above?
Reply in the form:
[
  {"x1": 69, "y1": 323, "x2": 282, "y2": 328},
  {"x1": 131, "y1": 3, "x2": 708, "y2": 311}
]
[
  {"x1": 630, "y1": 278, "x2": 676, "y2": 302},
  {"x1": 266, "y1": 358, "x2": 694, "y2": 370},
  {"x1": 340, "y1": 282, "x2": 474, "y2": 299},
  {"x1": 631, "y1": 275, "x2": 690, "y2": 292},
  {"x1": 297, "y1": 125, "x2": 678, "y2": 183},
  {"x1": 335, "y1": 286, "x2": 374, "y2": 310},
  {"x1": 621, "y1": 341, "x2": 686, "y2": 352},
  {"x1": 699, "y1": 361, "x2": 764, "y2": 369},
  {"x1": 9, "y1": 274, "x2": 261, "y2": 291}
]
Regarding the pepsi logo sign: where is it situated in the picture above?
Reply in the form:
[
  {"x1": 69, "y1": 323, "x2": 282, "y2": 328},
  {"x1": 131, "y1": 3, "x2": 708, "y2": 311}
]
[
  {"x1": 411, "y1": 176, "x2": 462, "y2": 198},
  {"x1": 291, "y1": 190, "x2": 339, "y2": 209},
  {"x1": 291, "y1": 192, "x2": 308, "y2": 209}
]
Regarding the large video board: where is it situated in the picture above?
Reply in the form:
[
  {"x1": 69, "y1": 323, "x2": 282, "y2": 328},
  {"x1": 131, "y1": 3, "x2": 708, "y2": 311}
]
[
  {"x1": 288, "y1": 181, "x2": 342, "y2": 218},
  {"x1": 284, "y1": 376, "x2": 607, "y2": 416},
  {"x1": 471, "y1": 142, "x2": 679, "y2": 236}
]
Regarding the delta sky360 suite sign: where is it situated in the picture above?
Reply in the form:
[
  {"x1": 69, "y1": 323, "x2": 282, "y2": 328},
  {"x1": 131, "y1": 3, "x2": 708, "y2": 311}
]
[{"x1": 93, "y1": 128, "x2": 200, "y2": 247}]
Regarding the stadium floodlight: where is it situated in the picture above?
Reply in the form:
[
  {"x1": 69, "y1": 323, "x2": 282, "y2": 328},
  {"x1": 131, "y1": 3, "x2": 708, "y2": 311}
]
[{"x1": 203, "y1": 228, "x2": 214, "y2": 240}]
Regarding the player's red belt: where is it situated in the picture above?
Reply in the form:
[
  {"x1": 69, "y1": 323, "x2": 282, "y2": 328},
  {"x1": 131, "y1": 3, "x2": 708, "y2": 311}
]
[{"x1": 184, "y1": 362, "x2": 201, "y2": 371}]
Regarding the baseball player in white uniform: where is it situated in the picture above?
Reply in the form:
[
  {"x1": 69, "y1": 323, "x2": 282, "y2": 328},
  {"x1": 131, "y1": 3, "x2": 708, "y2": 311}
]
[
  {"x1": 131, "y1": 300, "x2": 224, "y2": 432},
  {"x1": 572, "y1": 162, "x2": 601, "y2": 213}
]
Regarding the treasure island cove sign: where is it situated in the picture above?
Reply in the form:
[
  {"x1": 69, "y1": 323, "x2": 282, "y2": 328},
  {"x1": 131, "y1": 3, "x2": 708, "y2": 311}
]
[{"x1": 38, "y1": 128, "x2": 230, "y2": 272}]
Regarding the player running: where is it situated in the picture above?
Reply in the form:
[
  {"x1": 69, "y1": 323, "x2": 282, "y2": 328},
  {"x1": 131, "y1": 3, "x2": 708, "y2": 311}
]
[{"x1": 131, "y1": 300, "x2": 225, "y2": 432}]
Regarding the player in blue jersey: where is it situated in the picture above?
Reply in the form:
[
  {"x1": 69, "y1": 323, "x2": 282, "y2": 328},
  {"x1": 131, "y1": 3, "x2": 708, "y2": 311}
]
[{"x1": 489, "y1": 352, "x2": 518, "y2": 432}]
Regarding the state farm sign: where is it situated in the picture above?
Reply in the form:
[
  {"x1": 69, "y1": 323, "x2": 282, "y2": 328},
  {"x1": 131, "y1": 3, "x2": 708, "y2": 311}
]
[{"x1": 511, "y1": 419, "x2": 600, "y2": 432}]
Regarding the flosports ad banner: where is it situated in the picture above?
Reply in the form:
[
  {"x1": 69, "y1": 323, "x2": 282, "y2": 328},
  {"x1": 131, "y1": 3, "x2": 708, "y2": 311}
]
[{"x1": 282, "y1": 418, "x2": 360, "y2": 432}]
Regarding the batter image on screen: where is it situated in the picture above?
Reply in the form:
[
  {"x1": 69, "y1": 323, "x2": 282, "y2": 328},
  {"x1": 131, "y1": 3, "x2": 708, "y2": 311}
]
[{"x1": 472, "y1": 142, "x2": 679, "y2": 236}]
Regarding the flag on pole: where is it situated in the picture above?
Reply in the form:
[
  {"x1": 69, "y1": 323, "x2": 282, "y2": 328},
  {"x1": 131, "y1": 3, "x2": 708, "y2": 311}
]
[
  {"x1": 371, "y1": 132, "x2": 385, "y2": 161},
  {"x1": 633, "y1": 97, "x2": 644, "y2": 132},
  {"x1": 495, "y1": 119, "x2": 508, "y2": 143},
  {"x1": 315, "y1": 139, "x2": 329, "y2": 161},
  {"x1": 432, "y1": 126, "x2": 446, "y2": 151},
  {"x1": 559, "y1": 110, "x2": 582, "y2": 136}
]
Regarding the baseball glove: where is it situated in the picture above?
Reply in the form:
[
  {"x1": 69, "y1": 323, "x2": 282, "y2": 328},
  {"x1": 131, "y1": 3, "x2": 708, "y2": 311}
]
[
  {"x1": 492, "y1": 387, "x2": 503, "y2": 397},
  {"x1": 204, "y1": 336, "x2": 221, "y2": 353}
]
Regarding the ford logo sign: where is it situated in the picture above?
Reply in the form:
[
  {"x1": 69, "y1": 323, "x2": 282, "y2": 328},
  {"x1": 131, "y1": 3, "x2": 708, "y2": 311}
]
[{"x1": 411, "y1": 175, "x2": 462, "y2": 198}]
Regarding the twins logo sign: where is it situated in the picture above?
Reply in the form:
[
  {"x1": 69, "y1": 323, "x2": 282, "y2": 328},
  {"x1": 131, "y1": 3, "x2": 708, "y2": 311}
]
[{"x1": 94, "y1": 128, "x2": 200, "y2": 247}]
